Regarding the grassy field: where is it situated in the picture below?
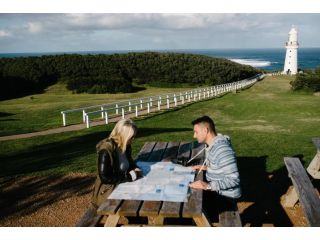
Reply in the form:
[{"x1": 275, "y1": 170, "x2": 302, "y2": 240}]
[
  {"x1": 0, "y1": 83, "x2": 195, "y2": 136},
  {"x1": 0, "y1": 75, "x2": 319, "y2": 178}
]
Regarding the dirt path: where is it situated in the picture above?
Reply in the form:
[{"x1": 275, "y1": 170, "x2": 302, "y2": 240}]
[{"x1": 0, "y1": 102, "x2": 183, "y2": 142}]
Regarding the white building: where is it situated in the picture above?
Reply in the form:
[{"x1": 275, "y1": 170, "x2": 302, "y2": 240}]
[{"x1": 283, "y1": 26, "x2": 299, "y2": 75}]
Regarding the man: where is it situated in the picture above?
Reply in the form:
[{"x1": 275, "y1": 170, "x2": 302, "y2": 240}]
[{"x1": 189, "y1": 116, "x2": 241, "y2": 200}]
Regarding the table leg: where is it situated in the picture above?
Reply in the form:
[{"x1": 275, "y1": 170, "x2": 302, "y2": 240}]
[
  {"x1": 193, "y1": 212, "x2": 211, "y2": 227},
  {"x1": 148, "y1": 216, "x2": 164, "y2": 225},
  {"x1": 104, "y1": 215, "x2": 120, "y2": 227}
]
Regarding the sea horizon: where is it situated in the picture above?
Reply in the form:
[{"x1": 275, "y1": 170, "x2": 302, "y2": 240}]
[{"x1": 1, "y1": 47, "x2": 319, "y2": 72}]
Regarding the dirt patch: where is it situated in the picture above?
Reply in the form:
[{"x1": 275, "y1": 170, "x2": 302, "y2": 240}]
[
  {"x1": 0, "y1": 173, "x2": 309, "y2": 227},
  {"x1": 0, "y1": 173, "x2": 95, "y2": 227},
  {"x1": 230, "y1": 124, "x2": 289, "y2": 133}
]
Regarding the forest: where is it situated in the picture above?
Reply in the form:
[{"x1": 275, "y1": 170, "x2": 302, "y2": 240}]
[{"x1": 0, "y1": 52, "x2": 261, "y2": 100}]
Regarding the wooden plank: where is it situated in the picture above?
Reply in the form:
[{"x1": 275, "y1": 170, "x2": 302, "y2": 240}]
[
  {"x1": 281, "y1": 186, "x2": 299, "y2": 207},
  {"x1": 312, "y1": 137, "x2": 320, "y2": 150},
  {"x1": 182, "y1": 171, "x2": 203, "y2": 218},
  {"x1": 135, "y1": 142, "x2": 156, "y2": 162},
  {"x1": 147, "y1": 142, "x2": 168, "y2": 162},
  {"x1": 75, "y1": 205, "x2": 103, "y2": 227},
  {"x1": 219, "y1": 209, "x2": 242, "y2": 227},
  {"x1": 193, "y1": 212, "x2": 211, "y2": 227},
  {"x1": 159, "y1": 201, "x2": 182, "y2": 218},
  {"x1": 177, "y1": 141, "x2": 192, "y2": 166},
  {"x1": 190, "y1": 142, "x2": 205, "y2": 166},
  {"x1": 307, "y1": 138, "x2": 320, "y2": 179},
  {"x1": 97, "y1": 199, "x2": 122, "y2": 215},
  {"x1": 104, "y1": 215, "x2": 120, "y2": 227},
  {"x1": 284, "y1": 157, "x2": 320, "y2": 226},
  {"x1": 139, "y1": 201, "x2": 162, "y2": 216},
  {"x1": 161, "y1": 142, "x2": 180, "y2": 162},
  {"x1": 118, "y1": 200, "x2": 142, "y2": 217}
]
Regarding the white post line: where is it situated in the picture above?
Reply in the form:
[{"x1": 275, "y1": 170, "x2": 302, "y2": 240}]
[
  {"x1": 82, "y1": 110, "x2": 86, "y2": 123},
  {"x1": 62, "y1": 112, "x2": 66, "y2": 126},
  {"x1": 101, "y1": 106, "x2": 104, "y2": 118},
  {"x1": 122, "y1": 108, "x2": 125, "y2": 119},
  {"x1": 86, "y1": 115, "x2": 90, "y2": 128},
  {"x1": 135, "y1": 105, "x2": 138, "y2": 117},
  {"x1": 147, "y1": 102, "x2": 150, "y2": 113},
  {"x1": 105, "y1": 111, "x2": 108, "y2": 124}
]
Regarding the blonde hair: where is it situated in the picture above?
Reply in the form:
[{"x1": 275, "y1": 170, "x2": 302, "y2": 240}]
[{"x1": 108, "y1": 118, "x2": 137, "y2": 152}]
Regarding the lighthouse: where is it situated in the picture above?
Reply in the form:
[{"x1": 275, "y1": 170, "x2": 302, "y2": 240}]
[{"x1": 283, "y1": 26, "x2": 299, "y2": 75}]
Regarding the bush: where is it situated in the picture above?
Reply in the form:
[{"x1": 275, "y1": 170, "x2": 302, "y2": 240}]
[{"x1": 290, "y1": 68, "x2": 320, "y2": 92}]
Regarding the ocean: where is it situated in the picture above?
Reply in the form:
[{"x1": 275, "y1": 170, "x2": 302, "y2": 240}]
[{"x1": 1, "y1": 48, "x2": 319, "y2": 72}]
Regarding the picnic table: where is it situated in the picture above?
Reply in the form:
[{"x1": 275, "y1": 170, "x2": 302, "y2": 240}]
[{"x1": 96, "y1": 141, "x2": 211, "y2": 227}]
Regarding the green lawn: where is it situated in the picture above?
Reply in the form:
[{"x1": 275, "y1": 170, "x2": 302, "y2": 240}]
[
  {"x1": 0, "y1": 75, "x2": 319, "y2": 178},
  {"x1": 0, "y1": 83, "x2": 195, "y2": 136}
]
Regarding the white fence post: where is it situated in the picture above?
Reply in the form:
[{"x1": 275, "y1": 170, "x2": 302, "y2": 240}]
[
  {"x1": 86, "y1": 114, "x2": 90, "y2": 128},
  {"x1": 122, "y1": 108, "x2": 125, "y2": 119},
  {"x1": 129, "y1": 102, "x2": 131, "y2": 112},
  {"x1": 116, "y1": 104, "x2": 119, "y2": 114},
  {"x1": 62, "y1": 112, "x2": 66, "y2": 126},
  {"x1": 147, "y1": 103, "x2": 150, "y2": 113},
  {"x1": 167, "y1": 97, "x2": 170, "y2": 109},
  {"x1": 158, "y1": 100, "x2": 161, "y2": 110},
  {"x1": 174, "y1": 96, "x2": 177, "y2": 106},
  {"x1": 105, "y1": 111, "x2": 108, "y2": 124},
  {"x1": 82, "y1": 110, "x2": 86, "y2": 123},
  {"x1": 182, "y1": 95, "x2": 184, "y2": 105},
  {"x1": 150, "y1": 98, "x2": 153, "y2": 107},
  {"x1": 140, "y1": 100, "x2": 143, "y2": 109},
  {"x1": 135, "y1": 105, "x2": 138, "y2": 117},
  {"x1": 101, "y1": 106, "x2": 104, "y2": 118}
]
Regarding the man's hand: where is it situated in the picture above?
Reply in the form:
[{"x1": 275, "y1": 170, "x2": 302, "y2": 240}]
[
  {"x1": 191, "y1": 165, "x2": 207, "y2": 171},
  {"x1": 189, "y1": 180, "x2": 209, "y2": 190}
]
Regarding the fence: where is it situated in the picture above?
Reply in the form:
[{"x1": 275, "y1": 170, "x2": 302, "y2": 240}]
[{"x1": 61, "y1": 74, "x2": 264, "y2": 128}]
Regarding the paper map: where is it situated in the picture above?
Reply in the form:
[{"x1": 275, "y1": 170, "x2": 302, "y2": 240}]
[{"x1": 108, "y1": 161, "x2": 195, "y2": 202}]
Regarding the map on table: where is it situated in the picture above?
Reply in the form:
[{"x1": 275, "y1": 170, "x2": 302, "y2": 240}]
[{"x1": 108, "y1": 161, "x2": 195, "y2": 202}]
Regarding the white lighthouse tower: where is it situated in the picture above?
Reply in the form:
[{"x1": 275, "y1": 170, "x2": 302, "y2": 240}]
[{"x1": 283, "y1": 26, "x2": 299, "y2": 75}]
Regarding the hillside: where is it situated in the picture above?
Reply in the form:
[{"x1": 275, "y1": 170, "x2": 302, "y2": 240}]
[{"x1": 0, "y1": 52, "x2": 260, "y2": 100}]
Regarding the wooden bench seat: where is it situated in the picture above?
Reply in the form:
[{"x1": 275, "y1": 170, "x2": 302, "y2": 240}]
[
  {"x1": 307, "y1": 138, "x2": 320, "y2": 179},
  {"x1": 283, "y1": 157, "x2": 320, "y2": 226},
  {"x1": 219, "y1": 204, "x2": 242, "y2": 227},
  {"x1": 75, "y1": 205, "x2": 103, "y2": 227}
]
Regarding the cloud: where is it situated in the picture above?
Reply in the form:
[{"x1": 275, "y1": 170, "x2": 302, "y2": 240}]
[
  {"x1": 0, "y1": 30, "x2": 11, "y2": 37},
  {"x1": 0, "y1": 13, "x2": 319, "y2": 52}
]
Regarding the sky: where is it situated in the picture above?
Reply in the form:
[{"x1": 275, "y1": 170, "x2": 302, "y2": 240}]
[{"x1": 0, "y1": 13, "x2": 320, "y2": 53}]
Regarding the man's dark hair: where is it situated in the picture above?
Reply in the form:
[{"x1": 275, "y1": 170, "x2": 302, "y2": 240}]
[{"x1": 191, "y1": 115, "x2": 216, "y2": 134}]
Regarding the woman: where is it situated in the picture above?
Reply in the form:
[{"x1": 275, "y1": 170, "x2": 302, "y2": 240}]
[{"x1": 91, "y1": 118, "x2": 142, "y2": 208}]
